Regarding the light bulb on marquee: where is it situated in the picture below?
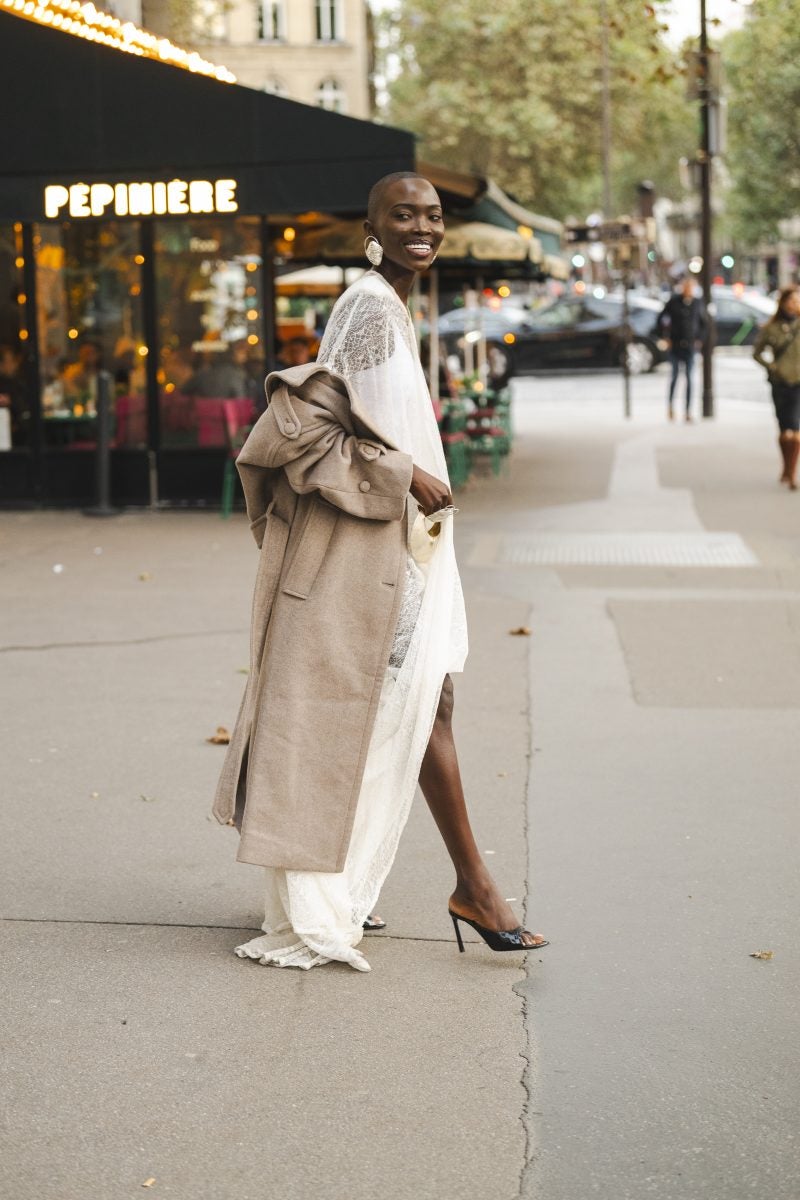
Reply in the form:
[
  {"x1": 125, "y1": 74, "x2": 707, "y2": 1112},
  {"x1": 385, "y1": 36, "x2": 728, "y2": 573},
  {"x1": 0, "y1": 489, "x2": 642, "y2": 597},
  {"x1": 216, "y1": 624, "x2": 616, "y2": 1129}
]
[{"x1": 2, "y1": 0, "x2": 236, "y2": 81}]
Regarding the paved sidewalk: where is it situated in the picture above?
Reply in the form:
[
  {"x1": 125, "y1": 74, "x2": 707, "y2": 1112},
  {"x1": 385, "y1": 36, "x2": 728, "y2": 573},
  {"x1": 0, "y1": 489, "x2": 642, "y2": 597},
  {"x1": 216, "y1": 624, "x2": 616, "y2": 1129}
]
[{"x1": 2, "y1": 356, "x2": 798, "y2": 1199}]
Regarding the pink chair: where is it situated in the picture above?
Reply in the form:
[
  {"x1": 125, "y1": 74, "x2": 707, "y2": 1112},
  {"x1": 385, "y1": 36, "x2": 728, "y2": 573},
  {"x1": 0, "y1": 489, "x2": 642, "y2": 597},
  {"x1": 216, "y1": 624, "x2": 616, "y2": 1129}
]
[{"x1": 114, "y1": 395, "x2": 147, "y2": 447}]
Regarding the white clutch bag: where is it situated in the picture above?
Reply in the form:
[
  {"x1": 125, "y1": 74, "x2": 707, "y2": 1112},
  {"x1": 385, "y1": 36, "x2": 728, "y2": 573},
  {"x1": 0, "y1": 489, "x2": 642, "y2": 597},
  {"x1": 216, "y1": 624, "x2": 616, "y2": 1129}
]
[{"x1": 408, "y1": 506, "x2": 458, "y2": 565}]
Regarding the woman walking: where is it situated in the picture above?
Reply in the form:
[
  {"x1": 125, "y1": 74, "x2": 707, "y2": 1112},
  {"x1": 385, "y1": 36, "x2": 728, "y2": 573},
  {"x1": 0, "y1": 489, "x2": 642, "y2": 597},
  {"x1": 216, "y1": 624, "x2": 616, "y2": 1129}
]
[
  {"x1": 213, "y1": 172, "x2": 547, "y2": 970},
  {"x1": 754, "y1": 286, "x2": 800, "y2": 489}
]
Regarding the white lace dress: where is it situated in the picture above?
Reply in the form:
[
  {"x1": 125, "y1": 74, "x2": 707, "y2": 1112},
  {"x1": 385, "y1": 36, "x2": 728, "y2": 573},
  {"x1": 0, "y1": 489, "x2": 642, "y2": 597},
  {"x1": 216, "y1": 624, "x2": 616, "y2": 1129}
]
[{"x1": 235, "y1": 270, "x2": 468, "y2": 971}]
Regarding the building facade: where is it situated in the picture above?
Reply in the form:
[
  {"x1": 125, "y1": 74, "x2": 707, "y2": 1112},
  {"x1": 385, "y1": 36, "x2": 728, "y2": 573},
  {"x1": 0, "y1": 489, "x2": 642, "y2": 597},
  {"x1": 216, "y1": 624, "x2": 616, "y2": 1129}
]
[{"x1": 143, "y1": 0, "x2": 374, "y2": 116}]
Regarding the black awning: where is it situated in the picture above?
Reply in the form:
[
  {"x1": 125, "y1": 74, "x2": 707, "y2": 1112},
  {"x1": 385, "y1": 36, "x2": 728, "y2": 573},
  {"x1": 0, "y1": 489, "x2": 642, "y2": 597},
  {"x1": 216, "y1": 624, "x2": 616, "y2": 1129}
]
[{"x1": 0, "y1": 11, "x2": 415, "y2": 221}]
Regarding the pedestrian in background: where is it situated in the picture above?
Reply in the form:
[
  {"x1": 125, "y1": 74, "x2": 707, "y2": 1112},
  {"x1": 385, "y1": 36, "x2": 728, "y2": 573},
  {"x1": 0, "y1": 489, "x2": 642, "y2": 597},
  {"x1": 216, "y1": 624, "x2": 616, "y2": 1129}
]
[
  {"x1": 753, "y1": 285, "x2": 800, "y2": 490},
  {"x1": 657, "y1": 278, "x2": 707, "y2": 422}
]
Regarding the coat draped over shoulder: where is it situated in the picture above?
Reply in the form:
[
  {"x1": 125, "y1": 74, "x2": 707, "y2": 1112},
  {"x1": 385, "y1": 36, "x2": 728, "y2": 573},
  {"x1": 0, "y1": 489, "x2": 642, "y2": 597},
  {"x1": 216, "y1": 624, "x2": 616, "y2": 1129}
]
[{"x1": 212, "y1": 364, "x2": 414, "y2": 872}]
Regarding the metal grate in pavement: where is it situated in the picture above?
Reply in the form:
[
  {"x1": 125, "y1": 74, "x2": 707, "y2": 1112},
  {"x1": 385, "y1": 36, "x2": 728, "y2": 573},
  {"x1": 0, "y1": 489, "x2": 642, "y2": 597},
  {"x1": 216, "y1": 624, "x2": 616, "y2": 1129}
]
[{"x1": 498, "y1": 531, "x2": 758, "y2": 568}]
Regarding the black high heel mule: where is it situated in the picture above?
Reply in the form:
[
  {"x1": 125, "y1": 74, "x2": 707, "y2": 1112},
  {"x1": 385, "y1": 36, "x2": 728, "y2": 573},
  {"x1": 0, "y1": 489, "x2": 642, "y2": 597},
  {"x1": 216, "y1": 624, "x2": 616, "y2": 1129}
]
[{"x1": 449, "y1": 908, "x2": 550, "y2": 953}]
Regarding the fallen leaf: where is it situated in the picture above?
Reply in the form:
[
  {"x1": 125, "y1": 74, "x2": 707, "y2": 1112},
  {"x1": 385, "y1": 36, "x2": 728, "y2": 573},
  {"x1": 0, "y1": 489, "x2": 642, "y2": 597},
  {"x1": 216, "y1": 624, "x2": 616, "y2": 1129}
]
[
  {"x1": 497, "y1": 770, "x2": 507, "y2": 778},
  {"x1": 206, "y1": 726, "x2": 231, "y2": 745},
  {"x1": 138, "y1": 572, "x2": 152, "y2": 582},
  {"x1": 226, "y1": 818, "x2": 235, "y2": 826},
  {"x1": 509, "y1": 626, "x2": 531, "y2": 637},
  {"x1": 750, "y1": 950, "x2": 774, "y2": 961},
  {"x1": 90, "y1": 791, "x2": 100, "y2": 799},
  {"x1": 139, "y1": 794, "x2": 157, "y2": 803},
  {"x1": 236, "y1": 667, "x2": 249, "y2": 675},
  {"x1": 142, "y1": 1180, "x2": 156, "y2": 1189}
]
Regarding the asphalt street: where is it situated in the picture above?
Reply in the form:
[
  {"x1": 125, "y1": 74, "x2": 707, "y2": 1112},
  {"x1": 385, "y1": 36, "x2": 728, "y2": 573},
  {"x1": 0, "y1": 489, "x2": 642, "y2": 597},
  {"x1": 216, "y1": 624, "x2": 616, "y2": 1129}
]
[{"x1": 2, "y1": 352, "x2": 798, "y2": 1200}]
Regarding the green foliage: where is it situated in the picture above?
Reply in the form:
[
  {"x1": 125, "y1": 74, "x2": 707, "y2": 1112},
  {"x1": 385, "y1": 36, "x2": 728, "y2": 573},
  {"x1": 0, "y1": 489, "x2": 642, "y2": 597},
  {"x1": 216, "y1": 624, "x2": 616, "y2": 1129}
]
[
  {"x1": 382, "y1": 0, "x2": 696, "y2": 219},
  {"x1": 725, "y1": 0, "x2": 800, "y2": 245}
]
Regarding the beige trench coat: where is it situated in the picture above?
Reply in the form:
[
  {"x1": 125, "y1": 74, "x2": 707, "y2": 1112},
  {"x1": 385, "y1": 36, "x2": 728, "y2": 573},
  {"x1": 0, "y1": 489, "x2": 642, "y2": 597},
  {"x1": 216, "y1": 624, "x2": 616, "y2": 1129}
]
[{"x1": 212, "y1": 363, "x2": 414, "y2": 872}]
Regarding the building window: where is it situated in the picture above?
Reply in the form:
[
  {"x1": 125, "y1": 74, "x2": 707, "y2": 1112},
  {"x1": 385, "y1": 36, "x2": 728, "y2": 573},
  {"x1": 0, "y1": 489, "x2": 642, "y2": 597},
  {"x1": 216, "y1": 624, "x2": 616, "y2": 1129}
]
[
  {"x1": 257, "y1": 0, "x2": 285, "y2": 41},
  {"x1": 315, "y1": 78, "x2": 346, "y2": 113},
  {"x1": 315, "y1": 0, "x2": 342, "y2": 42},
  {"x1": 192, "y1": 0, "x2": 227, "y2": 41},
  {"x1": 264, "y1": 78, "x2": 288, "y2": 97}
]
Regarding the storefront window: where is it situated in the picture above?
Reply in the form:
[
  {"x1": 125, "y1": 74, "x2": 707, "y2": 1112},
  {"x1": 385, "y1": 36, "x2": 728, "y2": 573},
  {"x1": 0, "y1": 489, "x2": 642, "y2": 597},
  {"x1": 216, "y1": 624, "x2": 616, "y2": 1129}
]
[
  {"x1": 35, "y1": 221, "x2": 146, "y2": 449},
  {"x1": 155, "y1": 217, "x2": 264, "y2": 448},
  {"x1": 0, "y1": 223, "x2": 28, "y2": 451}
]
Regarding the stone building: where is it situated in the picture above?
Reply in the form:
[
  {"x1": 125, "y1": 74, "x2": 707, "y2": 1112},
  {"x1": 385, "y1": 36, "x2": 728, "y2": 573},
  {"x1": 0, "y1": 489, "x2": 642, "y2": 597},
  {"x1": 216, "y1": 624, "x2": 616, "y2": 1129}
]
[{"x1": 143, "y1": 0, "x2": 374, "y2": 116}]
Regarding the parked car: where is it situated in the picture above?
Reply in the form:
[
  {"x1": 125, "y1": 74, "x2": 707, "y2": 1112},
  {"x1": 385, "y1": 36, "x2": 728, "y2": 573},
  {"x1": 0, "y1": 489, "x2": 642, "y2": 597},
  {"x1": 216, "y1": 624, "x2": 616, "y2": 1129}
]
[
  {"x1": 710, "y1": 286, "x2": 773, "y2": 346},
  {"x1": 437, "y1": 293, "x2": 665, "y2": 379}
]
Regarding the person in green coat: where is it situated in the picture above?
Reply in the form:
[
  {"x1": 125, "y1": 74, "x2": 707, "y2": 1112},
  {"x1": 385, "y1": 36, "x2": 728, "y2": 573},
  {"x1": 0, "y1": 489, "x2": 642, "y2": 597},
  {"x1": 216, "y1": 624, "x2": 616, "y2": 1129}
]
[{"x1": 754, "y1": 286, "x2": 800, "y2": 489}]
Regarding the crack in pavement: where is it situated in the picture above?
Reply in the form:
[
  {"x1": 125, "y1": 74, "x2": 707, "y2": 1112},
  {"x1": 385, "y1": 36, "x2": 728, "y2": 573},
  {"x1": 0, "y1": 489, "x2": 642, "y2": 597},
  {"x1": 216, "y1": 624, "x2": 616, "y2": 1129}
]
[
  {"x1": 516, "y1": 600, "x2": 537, "y2": 1199},
  {"x1": 0, "y1": 917, "x2": 464, "y2": 942},
  {"x1": 0, "y1": 627, "x2": 248, "y2": 653}
]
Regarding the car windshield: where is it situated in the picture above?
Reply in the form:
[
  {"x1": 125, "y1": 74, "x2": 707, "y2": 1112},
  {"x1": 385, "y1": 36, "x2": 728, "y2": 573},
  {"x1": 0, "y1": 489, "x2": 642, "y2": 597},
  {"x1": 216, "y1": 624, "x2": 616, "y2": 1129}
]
[
  {"x1": 529, "y1": 300, "x2": 583, "y2": 329},
  {"x1": 437, "y1": 305, "x2": 528, "y2": 331}
]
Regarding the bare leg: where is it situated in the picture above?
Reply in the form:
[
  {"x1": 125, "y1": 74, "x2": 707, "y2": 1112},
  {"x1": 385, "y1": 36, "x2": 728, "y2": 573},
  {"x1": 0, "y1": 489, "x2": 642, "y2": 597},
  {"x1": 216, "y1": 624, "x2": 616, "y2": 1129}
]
[{"x1": 418, "y1": 676, "x2": 546, "y2": 947}]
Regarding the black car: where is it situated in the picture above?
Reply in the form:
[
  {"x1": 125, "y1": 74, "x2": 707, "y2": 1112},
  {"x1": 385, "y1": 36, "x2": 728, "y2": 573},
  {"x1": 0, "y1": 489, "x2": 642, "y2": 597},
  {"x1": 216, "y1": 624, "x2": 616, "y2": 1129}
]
[
  {"x1": 710, "y1": 287, "x2": 773, "y2": 346},
  {"x1": 437, "y1": 294, "x2": 665, "y2": 379}
]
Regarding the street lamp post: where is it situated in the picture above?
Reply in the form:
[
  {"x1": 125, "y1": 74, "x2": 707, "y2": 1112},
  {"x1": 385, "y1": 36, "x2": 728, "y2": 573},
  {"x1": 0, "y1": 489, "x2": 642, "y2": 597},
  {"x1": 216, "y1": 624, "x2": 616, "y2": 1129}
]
[
  {"x1": 699, "y1": 0, "x2": 715, "y2": 418},
  {"x1": 600, "y1": 0, "x2": 612, "y2": 218}
]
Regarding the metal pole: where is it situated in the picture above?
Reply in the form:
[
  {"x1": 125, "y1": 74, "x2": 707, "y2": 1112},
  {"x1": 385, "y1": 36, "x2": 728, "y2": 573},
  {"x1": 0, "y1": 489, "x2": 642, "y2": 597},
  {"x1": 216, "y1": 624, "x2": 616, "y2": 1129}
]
[
  {"x1": 139, "y1": 221, "x2": 161, "y2": 505},
  {"x1": 475, "y1": 274, "x2": 487, "y2": 384},
  {"x1": 600, "y1": 0, "x2": 612, "y2": 217},
  {"x1": 21, "y1": 223, "x2": 44, "y2": 501},
  {"x1": 429, "y1": 267, "x2": 440, "y2": 402},
  {"x1": 260, "y1": 216, "x2": 277, "y2": 371},
  {"x1": 84, "y1": 369, "x2": 120, "y2": 517},
  {"x1": 463, "y1": 284, "x2": 474, "y2": 376},
  {"x1": 620, "y1": 249, "x2": 632, "y2": 419},
  {"x1": 699, "y1": 0, "x2": 715, "y2": 417}
]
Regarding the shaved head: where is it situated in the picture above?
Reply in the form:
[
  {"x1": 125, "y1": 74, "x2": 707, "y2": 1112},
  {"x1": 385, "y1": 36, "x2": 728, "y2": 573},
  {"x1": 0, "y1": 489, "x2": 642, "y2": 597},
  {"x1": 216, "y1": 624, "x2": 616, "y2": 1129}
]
[{"x1": 367, "y1": 172, "x2": 434, "y2": 222}]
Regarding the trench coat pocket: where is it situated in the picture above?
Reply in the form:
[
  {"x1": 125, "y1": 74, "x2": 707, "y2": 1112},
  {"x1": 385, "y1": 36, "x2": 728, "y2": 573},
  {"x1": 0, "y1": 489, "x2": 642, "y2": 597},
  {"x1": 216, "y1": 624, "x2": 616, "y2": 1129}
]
[{"x1": 282, "y1": 501, "x2": 339, "y2": 599}]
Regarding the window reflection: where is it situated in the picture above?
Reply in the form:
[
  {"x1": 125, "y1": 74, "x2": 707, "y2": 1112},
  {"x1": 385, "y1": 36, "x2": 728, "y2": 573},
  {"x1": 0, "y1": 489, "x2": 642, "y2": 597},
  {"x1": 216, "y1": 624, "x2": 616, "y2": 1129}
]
[
  {"x1": 35, "y1": 221, "x2": 146, "y2": 449},
  {"x1": 155, "y1": 217, "x2": 263, "y2": 448},
  {"x1": 0, "y1": 223, "x2": 28, "y2": 450}
]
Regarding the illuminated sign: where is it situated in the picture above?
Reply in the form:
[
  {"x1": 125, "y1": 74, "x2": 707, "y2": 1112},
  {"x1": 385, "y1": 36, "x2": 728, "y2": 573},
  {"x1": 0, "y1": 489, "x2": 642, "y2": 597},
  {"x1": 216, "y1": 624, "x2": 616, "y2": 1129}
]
[{"x1": 43, "y1": 179, "x2": 239, "y2": 219}]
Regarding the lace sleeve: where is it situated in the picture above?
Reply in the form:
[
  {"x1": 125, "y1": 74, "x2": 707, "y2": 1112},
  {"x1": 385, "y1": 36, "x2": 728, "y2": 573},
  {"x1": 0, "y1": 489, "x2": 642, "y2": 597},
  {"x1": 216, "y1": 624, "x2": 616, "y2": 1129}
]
[{"x1": 318, "y1": 291, "x2": 400, "y2": 378}]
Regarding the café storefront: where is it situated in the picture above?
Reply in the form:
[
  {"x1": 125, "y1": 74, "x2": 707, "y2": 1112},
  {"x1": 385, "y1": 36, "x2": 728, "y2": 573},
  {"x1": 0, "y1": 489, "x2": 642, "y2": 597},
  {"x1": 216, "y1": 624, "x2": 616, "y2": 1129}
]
[{"x1": 0, "y1": 9, "x2": 414, "y2": 506}]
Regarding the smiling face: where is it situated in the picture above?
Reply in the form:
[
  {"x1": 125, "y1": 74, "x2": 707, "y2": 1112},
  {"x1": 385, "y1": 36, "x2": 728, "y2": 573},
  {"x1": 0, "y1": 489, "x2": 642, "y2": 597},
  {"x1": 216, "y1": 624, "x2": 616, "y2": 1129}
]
[{"x1": 364, "y1": 175, "x2": 445, "y2": 275}]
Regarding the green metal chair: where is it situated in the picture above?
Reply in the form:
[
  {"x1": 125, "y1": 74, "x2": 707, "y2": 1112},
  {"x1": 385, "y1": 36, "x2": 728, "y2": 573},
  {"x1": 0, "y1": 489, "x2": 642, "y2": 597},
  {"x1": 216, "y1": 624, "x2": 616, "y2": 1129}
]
[{"x1": 221, "y1": 400, "x2": 254, "y2": 519}]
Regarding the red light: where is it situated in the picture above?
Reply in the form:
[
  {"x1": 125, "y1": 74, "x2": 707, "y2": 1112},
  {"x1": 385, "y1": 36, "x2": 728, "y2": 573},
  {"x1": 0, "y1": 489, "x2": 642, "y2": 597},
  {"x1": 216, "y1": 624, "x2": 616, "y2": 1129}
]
[
  {"x1": 482, "y1": 287, "x2": 494, "y2": 297},
  {"x1": 713, "y1": 275, "x2": 724, "y2": 286}
]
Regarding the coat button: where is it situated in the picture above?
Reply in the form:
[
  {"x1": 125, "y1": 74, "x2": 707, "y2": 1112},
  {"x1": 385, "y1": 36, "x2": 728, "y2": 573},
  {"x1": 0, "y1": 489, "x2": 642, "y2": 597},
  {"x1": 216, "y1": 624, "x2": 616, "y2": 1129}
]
[
  {"x1": 283, "y1": 421, "x2": 296, "y2": 434},
  {"x1": 359, "y1": 480, "x2": 371, "y2": 493}
]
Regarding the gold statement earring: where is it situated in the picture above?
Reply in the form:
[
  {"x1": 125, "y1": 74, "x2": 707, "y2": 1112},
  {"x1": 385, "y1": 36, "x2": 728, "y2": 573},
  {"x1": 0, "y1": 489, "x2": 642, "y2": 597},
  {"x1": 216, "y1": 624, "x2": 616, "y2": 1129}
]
[{"x1": 364, "y1": 236, "x2": 384, "y2": 266}]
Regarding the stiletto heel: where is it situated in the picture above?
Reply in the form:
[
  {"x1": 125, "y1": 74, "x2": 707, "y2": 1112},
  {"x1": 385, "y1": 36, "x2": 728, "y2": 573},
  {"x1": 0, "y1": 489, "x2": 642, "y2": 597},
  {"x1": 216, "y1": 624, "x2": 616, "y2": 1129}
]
[{"x1": 448, "y1": 907, "x2": 549, "y2": 953}]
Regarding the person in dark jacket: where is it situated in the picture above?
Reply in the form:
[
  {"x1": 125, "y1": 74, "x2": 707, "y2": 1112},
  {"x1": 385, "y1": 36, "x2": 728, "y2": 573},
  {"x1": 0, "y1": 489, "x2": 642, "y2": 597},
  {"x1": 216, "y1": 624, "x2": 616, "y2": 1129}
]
[{"x1": 657, "y1": 278, "x2": 707, "y2": 422}]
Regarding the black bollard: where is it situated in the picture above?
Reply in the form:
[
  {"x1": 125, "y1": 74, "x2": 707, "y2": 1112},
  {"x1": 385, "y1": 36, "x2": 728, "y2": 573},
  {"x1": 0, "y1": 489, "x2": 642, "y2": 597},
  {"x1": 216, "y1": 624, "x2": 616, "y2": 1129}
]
[{"x1": 84, "y1": 369, "x2": 121, "y2": 517}]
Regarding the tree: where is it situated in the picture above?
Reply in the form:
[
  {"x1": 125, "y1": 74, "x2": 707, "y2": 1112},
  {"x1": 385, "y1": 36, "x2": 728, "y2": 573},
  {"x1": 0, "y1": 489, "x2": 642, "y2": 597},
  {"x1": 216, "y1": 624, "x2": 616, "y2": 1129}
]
[
  {"x1": 381, "y1": 0, "x2": 695, "y2": 220},
  {"x1": 725, "y1": 0, "x2": 800, "y2": 244}
]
